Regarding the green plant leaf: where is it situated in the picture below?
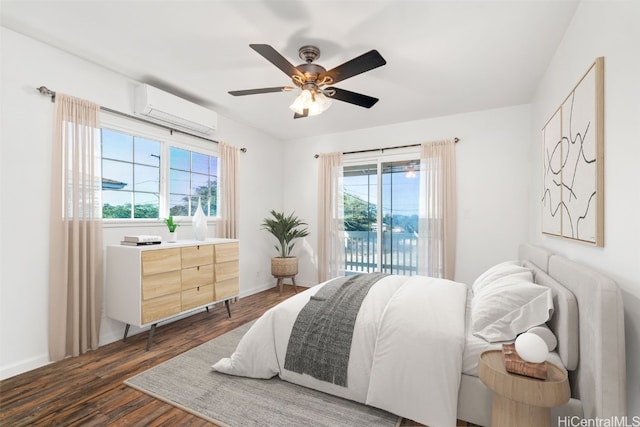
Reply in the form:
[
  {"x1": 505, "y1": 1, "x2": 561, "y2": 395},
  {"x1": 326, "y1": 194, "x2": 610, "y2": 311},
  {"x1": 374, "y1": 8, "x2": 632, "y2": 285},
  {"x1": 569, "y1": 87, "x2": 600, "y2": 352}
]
[{"x1": 261, "y1": 210, "x2": 309, "y2": 257}]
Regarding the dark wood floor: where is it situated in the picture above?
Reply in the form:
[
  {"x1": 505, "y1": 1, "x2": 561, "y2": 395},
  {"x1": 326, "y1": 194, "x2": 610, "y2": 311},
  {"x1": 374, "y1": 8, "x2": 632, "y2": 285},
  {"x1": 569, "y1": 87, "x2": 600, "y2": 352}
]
[{"x1": 0, "y1": 284, "x2": 467, "y2": 426}]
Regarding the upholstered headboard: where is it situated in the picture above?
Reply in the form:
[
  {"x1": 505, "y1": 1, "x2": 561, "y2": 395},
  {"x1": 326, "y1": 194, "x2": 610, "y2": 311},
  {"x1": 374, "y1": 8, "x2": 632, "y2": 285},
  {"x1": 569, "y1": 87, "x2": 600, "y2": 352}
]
[{"x1": 518, "y1": 244, "x2": 627, "y2": 419}]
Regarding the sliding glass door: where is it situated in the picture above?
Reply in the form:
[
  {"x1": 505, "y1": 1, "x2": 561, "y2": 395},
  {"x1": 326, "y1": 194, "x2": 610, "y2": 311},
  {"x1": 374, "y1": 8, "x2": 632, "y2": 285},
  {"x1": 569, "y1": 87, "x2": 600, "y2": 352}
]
[{"x1": 343, "y1": 158, "x2": 421, "y2": 275}]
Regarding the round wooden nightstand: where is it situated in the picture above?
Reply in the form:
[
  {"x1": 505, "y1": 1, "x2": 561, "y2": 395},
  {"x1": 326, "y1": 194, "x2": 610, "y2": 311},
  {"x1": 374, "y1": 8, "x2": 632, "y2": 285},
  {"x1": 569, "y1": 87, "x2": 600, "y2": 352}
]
[{"x1": 478, "y1": 350, "x2": 570, "y2": 427}]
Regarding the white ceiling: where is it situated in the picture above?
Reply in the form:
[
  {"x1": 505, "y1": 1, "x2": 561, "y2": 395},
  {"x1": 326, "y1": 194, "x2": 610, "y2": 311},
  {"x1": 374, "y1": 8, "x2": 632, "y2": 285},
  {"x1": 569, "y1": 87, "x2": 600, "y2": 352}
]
[{"x1": 1, "y1": 0, "x2": 579, "y2": 141}]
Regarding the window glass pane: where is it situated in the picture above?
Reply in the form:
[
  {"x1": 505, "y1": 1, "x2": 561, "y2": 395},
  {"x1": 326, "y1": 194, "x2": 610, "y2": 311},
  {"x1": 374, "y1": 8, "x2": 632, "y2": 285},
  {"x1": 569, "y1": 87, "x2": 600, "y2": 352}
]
[
  {"x1": 208, "y1": 177, "x2": 217, "y2": 216},
  {"x1": 209, "y1": 156, "x2": 218, "y2": 174},
  {"x1": 192, "y1": 152, "x2": 209, "y2": 175},
  {"x1": 133, "y1": 192, "x2": 159, "y2": 219},
  {"x1": 102, "y1": 129, "x2": 132, "y2": 162},
  {"x1": 134, "y1": 164, "x2": 160, "y2": 193},
  {"x1": 103, "y1": 191, "x2": 132, "y2": 218},
  {"x1": 344, "y1": 164, "x2": 378, "y2": 274},
  {"x1": 170, "y1": 169, "x2": 190, "y2": 194},
  {"x1": 381, "y1": 160, "x2": 420, "y2": 275},
  {"x1": 170, "y1": 147, "x2": 190, "y2": 171},
  {"x1": 134, "y1": 137, "x2": 161, "y2": 166},
  {"x1": 102, "y1": 159, "x2": 132, "y2": 191},
  {"x1": 169, "y1": 194, "x2": 189, "y2": 216},
  {"x1": 191, "y1": 173, "x2": 209, "y2": 199}
]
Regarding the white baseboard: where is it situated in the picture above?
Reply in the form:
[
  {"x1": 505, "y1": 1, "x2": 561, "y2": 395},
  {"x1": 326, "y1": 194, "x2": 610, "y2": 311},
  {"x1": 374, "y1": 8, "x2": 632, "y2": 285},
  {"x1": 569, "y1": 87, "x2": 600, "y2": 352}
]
[
  {"x1": 1, "y1": 281, "x2": 311, "y2": 381},
  {"x1": 0, "y1": 354, "x2": 51, "y2": 381}
]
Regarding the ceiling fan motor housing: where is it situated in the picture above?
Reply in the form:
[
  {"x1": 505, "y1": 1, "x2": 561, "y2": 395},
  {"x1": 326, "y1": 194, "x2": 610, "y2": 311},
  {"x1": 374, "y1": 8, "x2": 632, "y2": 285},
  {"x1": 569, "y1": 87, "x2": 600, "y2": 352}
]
[
  {"x1": 298, "y1": 45, "x2": 321, "y2": 63},
  {"x1": 293, "y1": 63, "x2": 329, "y2": 89}
]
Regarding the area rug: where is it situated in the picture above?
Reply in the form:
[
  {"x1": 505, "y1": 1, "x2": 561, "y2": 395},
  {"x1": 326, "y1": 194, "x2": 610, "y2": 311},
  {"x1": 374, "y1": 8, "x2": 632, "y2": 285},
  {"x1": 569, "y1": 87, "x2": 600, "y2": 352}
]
[{"x1": 125, "y1": 322, "x2": 401, "y2": 427}]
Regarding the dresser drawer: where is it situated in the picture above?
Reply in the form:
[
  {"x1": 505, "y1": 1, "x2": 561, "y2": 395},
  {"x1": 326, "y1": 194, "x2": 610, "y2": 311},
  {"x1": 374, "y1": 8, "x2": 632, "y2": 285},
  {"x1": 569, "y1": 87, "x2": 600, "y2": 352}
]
[
  {"x1": 215, "y1": 261, "x2": 239, "y2": 282},
  {"x1": 141, "y1": 270, "x2": 181, "y2": 300},
  {"x1": 142, "y1": 292, "x2": 181, "y2": 324},
  {"x1": 216, "y1": 277, "x2": 239, "y2": 300},
  {"x1": 214, "y1": 242, "x2": 239, "y2": 263},
  {"x1": 181, "y1": 245, "x2": 213, "y2": 269},
  {"x1": 142, "y1": 248, "x2": 181, "y2": 275},
  {"x1": 182, "y1": 284, "x2": 214, "y2": 311},
  {"x1": 181, "y1": 264, "x2": 214, "y2": 290}
]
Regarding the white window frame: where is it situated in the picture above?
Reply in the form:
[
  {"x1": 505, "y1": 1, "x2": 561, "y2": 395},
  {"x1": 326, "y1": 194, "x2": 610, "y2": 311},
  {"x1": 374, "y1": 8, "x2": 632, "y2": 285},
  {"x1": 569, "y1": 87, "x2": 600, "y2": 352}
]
[{"x1": 100, "y1": 111, "x2": 219, "y2": 228}]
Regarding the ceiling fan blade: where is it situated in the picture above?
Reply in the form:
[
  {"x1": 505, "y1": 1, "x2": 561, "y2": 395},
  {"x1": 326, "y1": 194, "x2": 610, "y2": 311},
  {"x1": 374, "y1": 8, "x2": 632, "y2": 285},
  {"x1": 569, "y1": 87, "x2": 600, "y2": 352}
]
[
  {"x1": 229, "y1": 86, "x2": 295, "y2": 96},
  {"x1": 319, "y1": 50, "x2": 386, "y2": 85},
  {"x1": 250, "y1": 44, "x2": 304, "y2": 79},
  {"x1": 293, "y1": 108, "x2": 309, "y2": 119},
  {"x1": 326, "y1": 87, "x2": 379, "y2": 108}
]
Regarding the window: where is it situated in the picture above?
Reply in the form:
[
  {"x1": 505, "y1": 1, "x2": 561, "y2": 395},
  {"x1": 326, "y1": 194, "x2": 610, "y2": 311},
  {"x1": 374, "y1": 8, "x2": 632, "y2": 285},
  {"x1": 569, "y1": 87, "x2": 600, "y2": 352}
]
[
  {"x1": 343, "y1": 158, "x2": 421, "y2": 275},
  {"x1": 169, "y1": 147, "x2": 218, "y2": 217},
  {"x1": 101, "y1": 129, "x2": 160, "y2": 219},
  {"x1": 100, "y1": 118, "x2": 218, "y2": 221}
]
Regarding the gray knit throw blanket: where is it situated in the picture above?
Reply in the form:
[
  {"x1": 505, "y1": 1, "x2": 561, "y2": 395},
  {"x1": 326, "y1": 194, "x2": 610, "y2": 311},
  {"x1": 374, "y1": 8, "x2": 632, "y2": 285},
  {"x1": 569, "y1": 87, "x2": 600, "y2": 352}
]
[{"x1": 284, "y1": 272, "x2": 388, "y2": 387}]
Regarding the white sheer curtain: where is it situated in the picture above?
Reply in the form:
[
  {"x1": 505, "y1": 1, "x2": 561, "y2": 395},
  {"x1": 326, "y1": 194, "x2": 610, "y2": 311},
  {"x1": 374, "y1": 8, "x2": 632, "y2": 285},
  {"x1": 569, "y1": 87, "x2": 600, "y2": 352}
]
[
  {"x1": 216, "y1": 141, "x2": 240, "y2": 239},
  {"x1": 418, "y1": 139, "x2": 457, "y2": 279},
  {"x1": 48, "y1": 94, "x2": 103, "y2": 361},
  {"x1": 317, "y1": 152, "x2": 345, "y2": 282}
]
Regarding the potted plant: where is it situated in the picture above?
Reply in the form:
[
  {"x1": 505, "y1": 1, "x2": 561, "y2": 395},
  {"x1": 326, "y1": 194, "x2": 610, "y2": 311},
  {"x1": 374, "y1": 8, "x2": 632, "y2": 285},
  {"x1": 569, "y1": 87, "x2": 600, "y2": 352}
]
[
  {"x1": 163, "y1": 216, "x2": 180, "y2": 242},
  {"x1": 261, "y1": 210, "x2": 309, "y2": 277}
]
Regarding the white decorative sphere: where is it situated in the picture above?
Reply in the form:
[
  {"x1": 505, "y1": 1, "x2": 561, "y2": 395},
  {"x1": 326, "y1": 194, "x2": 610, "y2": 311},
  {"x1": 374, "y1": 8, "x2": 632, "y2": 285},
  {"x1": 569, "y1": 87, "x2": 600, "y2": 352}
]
[{"x1": 515, "y1": 332, "x2": 548, "y2": 364}]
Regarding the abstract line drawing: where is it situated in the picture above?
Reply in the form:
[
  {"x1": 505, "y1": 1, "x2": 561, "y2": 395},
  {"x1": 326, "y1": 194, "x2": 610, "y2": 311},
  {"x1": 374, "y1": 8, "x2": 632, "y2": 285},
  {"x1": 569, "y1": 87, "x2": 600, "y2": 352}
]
[{"x1": 542, "y1": 57, "x2": 604, "y2": 246}]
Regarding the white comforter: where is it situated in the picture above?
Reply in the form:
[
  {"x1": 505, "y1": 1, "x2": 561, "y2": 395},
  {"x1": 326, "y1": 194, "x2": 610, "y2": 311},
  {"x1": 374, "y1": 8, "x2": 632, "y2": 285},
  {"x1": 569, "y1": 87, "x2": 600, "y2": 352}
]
[{"x1": 212, "y1": 274, "x2": 468, "y2": 427}]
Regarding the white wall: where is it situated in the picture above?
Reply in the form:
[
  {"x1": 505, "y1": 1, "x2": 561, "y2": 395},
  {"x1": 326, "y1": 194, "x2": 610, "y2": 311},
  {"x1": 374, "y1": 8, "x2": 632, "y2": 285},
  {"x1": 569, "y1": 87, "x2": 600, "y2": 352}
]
[
  {"x1": 0, "y1": 27, "x2": 284, "y2": 379},
  {"x1": 529, "y1": 1, "x2": 640, "y2": 415},
  {"x1": 282, "y1": 104, "x2": 532, "y2": 286}
]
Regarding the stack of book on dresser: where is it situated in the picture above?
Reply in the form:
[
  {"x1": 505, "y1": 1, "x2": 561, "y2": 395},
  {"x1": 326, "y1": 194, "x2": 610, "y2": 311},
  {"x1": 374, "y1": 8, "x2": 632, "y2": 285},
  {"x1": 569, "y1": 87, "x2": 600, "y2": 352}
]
[{"x1": 120, "y1": 235, "x2": 162, "y2": 246}]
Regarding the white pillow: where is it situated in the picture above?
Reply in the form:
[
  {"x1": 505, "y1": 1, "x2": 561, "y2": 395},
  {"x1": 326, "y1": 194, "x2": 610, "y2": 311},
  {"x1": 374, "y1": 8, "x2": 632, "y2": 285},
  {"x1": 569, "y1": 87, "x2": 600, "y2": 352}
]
[
  {"x1": 527, "y1": 325, "x2": 558, "y2": 352},
  {"x1": 472, "y1": 261, "x2": 533, "y2": 294},
  {"x1": 471, "y1": 275, "x2": 554, "y2": 343}
]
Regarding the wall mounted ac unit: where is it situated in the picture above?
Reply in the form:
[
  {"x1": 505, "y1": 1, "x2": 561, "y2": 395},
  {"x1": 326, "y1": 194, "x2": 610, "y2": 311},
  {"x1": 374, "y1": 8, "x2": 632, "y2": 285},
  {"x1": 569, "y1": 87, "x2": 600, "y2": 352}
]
[{"x1": 134, "y1": 84, "x2": 217, "y2": 135}]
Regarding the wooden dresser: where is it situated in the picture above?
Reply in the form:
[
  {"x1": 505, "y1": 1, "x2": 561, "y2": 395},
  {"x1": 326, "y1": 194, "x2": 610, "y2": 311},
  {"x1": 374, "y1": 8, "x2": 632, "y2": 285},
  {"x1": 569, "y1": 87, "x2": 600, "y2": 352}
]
[{"x1": 106, "y1": 239, "x2": 239, "y2": 349}]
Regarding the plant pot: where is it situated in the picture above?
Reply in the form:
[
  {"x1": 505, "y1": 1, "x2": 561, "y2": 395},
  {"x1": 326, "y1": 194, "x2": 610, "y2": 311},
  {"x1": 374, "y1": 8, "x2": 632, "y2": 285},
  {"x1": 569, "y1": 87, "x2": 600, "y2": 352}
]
[
  {"x1": 167, "y1": 231, "x2": 177, "y2": 243},
  {"x1": 271, "y1": 256, "x2": 298, "y2": 277}
]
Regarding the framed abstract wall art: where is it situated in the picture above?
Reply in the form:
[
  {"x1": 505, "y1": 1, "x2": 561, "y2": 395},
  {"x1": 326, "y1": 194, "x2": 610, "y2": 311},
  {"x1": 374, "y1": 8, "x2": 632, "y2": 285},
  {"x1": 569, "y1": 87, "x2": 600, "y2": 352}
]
[{"x1": 542, "y1": 57, "x2": 604, "y2": 246}]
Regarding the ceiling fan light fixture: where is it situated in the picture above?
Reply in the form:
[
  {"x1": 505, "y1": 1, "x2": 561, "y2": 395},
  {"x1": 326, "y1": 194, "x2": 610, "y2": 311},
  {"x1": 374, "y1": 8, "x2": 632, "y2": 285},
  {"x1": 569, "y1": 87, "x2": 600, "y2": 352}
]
[
  {"x1": 289, "y1": 89, "x2": 332, "y2": 116},
  {"x1": 289, "y1": 89, "x2": 311, "y2": 115},
  {"x1": 312, "y1": 92, "x2": 332, "y2": 114}
]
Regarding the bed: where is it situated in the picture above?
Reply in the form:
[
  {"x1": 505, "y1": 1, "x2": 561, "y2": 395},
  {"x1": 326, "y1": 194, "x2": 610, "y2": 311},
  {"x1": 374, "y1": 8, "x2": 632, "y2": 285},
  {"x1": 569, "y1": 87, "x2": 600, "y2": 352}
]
[{"x1": 212, "y1": 244, "x2": 626, "y2": 426}]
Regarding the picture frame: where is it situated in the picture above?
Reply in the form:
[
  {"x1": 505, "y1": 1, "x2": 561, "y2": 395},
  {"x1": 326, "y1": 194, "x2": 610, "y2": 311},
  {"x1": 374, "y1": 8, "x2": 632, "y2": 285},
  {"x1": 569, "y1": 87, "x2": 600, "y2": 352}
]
[{"x1": 541, "y1": 57, "x2": 604, "y2": 246}]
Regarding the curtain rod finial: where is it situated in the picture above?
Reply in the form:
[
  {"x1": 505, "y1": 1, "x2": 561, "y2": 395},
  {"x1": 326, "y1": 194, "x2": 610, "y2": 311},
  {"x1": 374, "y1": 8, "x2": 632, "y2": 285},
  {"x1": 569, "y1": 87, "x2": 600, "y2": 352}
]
[
  {"x1": 37, "y1": 86, "x2": 53, "y2": 95},
  {"x1": 36, "y1": 86, "x2": 56, "y2": 102}
]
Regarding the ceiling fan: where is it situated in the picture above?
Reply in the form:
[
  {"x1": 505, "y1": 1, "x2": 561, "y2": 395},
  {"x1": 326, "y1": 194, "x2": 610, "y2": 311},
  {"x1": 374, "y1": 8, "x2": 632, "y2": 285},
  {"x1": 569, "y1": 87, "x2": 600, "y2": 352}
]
[{"x1": 229, "y1": 44, "x2": 387, "y2": 119}]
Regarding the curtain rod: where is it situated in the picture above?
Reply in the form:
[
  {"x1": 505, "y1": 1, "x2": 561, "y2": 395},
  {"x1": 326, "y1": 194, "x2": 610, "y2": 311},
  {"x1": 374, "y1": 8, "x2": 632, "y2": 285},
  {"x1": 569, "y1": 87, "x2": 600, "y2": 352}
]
[
  {"x1": 313, "y1": 137, "x2": 459, "y2": 158},
  {"x1": 36, "y1": 86, "x2": 247, "y2": 153}
]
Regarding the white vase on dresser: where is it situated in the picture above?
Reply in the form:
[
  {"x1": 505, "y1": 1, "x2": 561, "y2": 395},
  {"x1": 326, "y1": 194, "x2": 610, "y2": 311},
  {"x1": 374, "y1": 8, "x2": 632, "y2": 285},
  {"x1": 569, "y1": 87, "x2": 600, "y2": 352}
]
[{"x1": 192, "y1": 197, "x2": 208, "y2": 241}]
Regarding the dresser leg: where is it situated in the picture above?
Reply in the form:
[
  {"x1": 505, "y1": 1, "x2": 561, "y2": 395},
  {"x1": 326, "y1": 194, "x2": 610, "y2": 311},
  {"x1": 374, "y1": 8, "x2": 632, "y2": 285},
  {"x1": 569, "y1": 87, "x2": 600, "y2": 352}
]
[
  {"x1": 225, "y1": 299, "x2": 231, "y2": 318},
  {"x1": 122, "y1": 324, "x2": 130, "y2": 342},
  {"x1": 146, "y1": 324, "x2": 157, "y2": 351}
]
